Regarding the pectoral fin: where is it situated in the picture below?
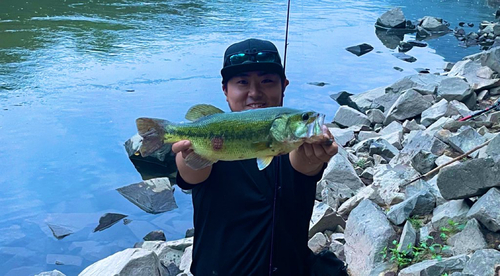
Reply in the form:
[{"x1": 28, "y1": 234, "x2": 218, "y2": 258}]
[
  {"x1": 257, "y1": 156, "x2": 274, "y2": 170},
  {"x1": 184, "y1": 152, "x2": 216, "y2": 170}
]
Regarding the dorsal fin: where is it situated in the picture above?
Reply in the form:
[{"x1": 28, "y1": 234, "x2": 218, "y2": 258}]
[{"x1": 185, "y1": 104, "x2": 224, "y2": 121}]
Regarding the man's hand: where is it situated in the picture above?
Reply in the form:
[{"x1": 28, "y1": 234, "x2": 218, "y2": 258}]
[
  {"x1": 290, "y1": 125, "x2": 338, "y2": 176},
  {"x1": 172, "y1": 140, "x2": 212, "y2": 184}
]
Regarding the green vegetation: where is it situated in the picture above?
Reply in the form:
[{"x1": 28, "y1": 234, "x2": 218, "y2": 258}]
[
  {"x1": 355, "y1": 158, "x2": 367, "y2": 169},
  {"x1": 381, "y1": 219, "x2": 464, "y2": 270}
]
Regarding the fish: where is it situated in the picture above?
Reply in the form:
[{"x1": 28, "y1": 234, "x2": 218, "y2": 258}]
[{"x1": 136, "y1": 104, "x2": 326, "y2": 170}]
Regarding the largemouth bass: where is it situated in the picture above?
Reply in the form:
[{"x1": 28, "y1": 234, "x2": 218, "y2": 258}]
[{"x1": 136, "y1": 104, "x2": 325, "y2": 170}]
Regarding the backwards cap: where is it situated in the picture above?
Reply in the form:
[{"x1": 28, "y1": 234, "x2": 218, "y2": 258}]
[{"x1": 221, "y1": 38, "x2": 286, "y2": 83}]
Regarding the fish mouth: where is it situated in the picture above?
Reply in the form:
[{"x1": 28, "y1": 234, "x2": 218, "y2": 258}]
[{"x1": 303, "y1": 113, "x2": 325, "y2": 142}]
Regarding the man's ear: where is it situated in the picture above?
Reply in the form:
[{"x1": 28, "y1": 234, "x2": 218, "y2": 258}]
[
  {"x1": 282, "y1": 79, "x2": 290, "y2": 93},
  {"x1": 222, "y1": 84, "x2": 228, "y2": 96}
]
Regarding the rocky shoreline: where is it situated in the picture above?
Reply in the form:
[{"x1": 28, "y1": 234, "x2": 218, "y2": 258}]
[{"x1": 36, "y1": 10, "x2": 500, "y2": 276}]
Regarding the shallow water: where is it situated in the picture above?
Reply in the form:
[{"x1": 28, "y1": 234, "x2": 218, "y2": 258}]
[{"x1": 0, "y1": 0, "x2": 498, "y2": 274}]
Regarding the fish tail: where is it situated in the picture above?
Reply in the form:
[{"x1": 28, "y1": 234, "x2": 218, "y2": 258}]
[{"x1": 136, "y1": 118, "x2": 171, "y2": 157}]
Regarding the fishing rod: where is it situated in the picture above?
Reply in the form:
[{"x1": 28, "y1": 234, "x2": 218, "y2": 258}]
[
  {"x1": 458, "y1": 98, "x2": 500, "y2": 121},
  {"x1": 283, "y1": 0, "x2": 291, "y2": 73}
]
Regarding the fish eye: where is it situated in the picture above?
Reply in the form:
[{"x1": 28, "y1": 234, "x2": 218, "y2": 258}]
[{"x1": 301, "y1": 113, "x2": 309, "y2": 121}]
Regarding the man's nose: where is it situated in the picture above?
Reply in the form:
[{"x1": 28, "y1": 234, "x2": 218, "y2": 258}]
[{"x1": 248, "y1": 82, "x2": 262, "y2": 97}]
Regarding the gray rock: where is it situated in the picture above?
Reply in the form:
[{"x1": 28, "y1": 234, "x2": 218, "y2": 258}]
[
  {"x1": 319, "y1": 153, "x2": 365, "y2": 209},
  {"x1": 435, "y1": 155, "x2": 454, "y2": 167},
  {"x1": 179, "y1": 246, "x2": 193, "y2": 273},
  {"x1": 346, "y1": 43, "x2": 374, "y2": 57},
  {"x1": 398, "y1": 221, "x2": 416, "y2": 253},
  {"x1": 376, "y1": 7, "x2": 406, "y2": 28},
  {"x1": 488, "y1": 111, "x2": 500, "y2": 123},
  {"x1": 35, "y1": 270, "x2": 66, "y2": 276},
  {"x1": 448, "y1": 59, "x2": 500, "y2": 91},
  {"x1": 436, "y1": 77, "x2": 473, "y2": 102},
  {"x1": 309, "y1": 201, "x2": 346, "y2": 238},
  {"x1": 447, "y1": 219, "x2": 487, "y2": 255},
  {"x1": 368, "y1": 138, "x2": 400, "y2": 160},
  {"x1": 79, "y1": 248, "x2": 162, "y2": 276},
  {"x1": 447, "y1": 126, "x2": 487, "y2": 157},
  {"x1": 93, "y1": 213, "x2": 127, "y2": 232},
  {"x1": 164, "y1": 237, "x2": 193, "y2": 251},
  {"x1": 399, "y1": 255, "x2": 469, "y2": 276},
  {"x1": 333, "y1": 106, "x2": 371, "y2": 128},
  {"x1": 117, "y1": 177, "x2": 177, "y2": 214},
  {"x1": 344, "y1": 200, "x2": 397, "y2": 276},
  {"x1": 379, "y1": 121, "x2": 403, "y2": 136},
  {"x1": 372, "y1": 164, "x2": 419, "y2": 205},
  {"x1": 360, "y1": 167, "x2": 374, "y2": 180},
  {"x1": 419, "y1": 16, "x2": 451, "y2": 33},
  {"x1": 349, "y1": 87, "x2": 387, "y2": 113},
  {"x1": 464, "y1": 45, "x2": 500, "y2": 74},
  {"x1": 328, "y1": 127, "x2": 355, "y2": 147},
  {"x1": 486, "y1": 133, "x2": 500, "y2": 162},
  {"x1": 337, "y1": 186, "x2": 384, "y2": 217},
  {"x1": 366, "y1": 109, "x2": 385, "y2": 124},
  {"x1": 358, "y1": 131, "x2": 380, "y2": 141},
  {"x1": 391, "y1": 130, "x2": 448, "y2": 165},
  {"x1": 330, "y1": 91, "x2": 355, "y2": 106},
  {"x1": 432, "y1": 200, "x2": 470, "y2": 230},
  {"x1": 185, "y1": 228, "x2": 195, "y2": 238},
  {"x1": 329, "y1": 240, "x2": 346, "y2": 262},
  {"x1": 467, "y1": 188, "x2": 500, "y2": 232},
  {"x1": 308, "y1": 232, "x2": 329, "y2": 254},
  {"x1": 143, "y1": 230, "x2": 166, "y2": 242},
  {"x1": 137, "y1": 241, "x2": 183, "y2": 272},
  {"x1": 47, "y1": 224, "x2": 73, "y2": 240},
  {"x1": 405, "y1": 181, "x2": 436, "y2": 216},
  {"x1": 402, "y1": 119, "x2": 426, "y2": 133},
  {"x1": 411, "y1": 150, "x2": 438, "y2": 175},
  {"x1": 462, "y1": 249, "x2": 500, "y2": 276},
  {"x1": 386, "y1": 195, "x2": 419, "y2": 225},
  {"x1": 385, "y1": 89, "x2": 433, "y2": 124},
  {"x1": 386, "y1": 73, "x2": 445, "y2": 95},
  {"x1": 421, "y1": 99, "x2": 449, "y2": 127},
  {"x1": 437, "y1": 158, "x2": 500, "y2": 200}
]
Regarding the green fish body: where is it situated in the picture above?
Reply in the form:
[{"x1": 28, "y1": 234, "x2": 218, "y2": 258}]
[{"x1": 136, "y1": 104, "x2": 325, "y2": 170}]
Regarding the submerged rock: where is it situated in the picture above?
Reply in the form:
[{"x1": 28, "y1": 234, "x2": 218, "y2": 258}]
[
  {"x1": 93, "y1": 213, "x2": 128, "y2": 232},
  {"x1": 345, "y1": 43, "x2": 374, "y2": 57},
  {"x1": 117, "y1": 177, "x2": 177, "y2": 214},
  {"x1": 47, "y1": 224, "x2": 73, "y2": 240}
]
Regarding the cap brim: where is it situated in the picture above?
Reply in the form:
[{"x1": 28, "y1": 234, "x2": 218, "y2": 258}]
[{"x1": 221, "y1": 62, "x2": 286, "y2": 83}]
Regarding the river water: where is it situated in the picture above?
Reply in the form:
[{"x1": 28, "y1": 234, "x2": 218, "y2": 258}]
[{"x1": 0, "y1": 0, "x2": 498, "y2": 275}]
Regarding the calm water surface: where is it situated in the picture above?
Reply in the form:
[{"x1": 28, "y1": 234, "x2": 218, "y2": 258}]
[{"x1": 0, "y1": 0, "x2": 498, "y2": 275}]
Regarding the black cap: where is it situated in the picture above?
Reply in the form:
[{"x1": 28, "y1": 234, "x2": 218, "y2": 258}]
[{"x1": 221, "y1": 38, "x2": 286, "y2": 83}]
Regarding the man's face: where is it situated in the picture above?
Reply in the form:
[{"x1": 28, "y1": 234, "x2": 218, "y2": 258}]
[{"x1": 223, "y1": 71, "x2": 289, "y2": 112}]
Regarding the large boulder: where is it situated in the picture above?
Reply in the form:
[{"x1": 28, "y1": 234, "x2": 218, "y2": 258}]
[
  {"x1": 332, "y1": 106, "x2": 371, "y2": 128},
  {"x1": 462, "y1": 249, "x2": 500, "y2": 276},
  {"x1": 437, "y1": 158, "x2": 500, "y2": 200},
  {"x1": 436, "y1": 77, "x2": 473, "y2": 102},
  {"x1": 79, "y1": 248, "x2": 162, "y2": 276},
  {"x1": 467, "y1": 188, "x2": 500, "y2": 232},
  {"x1": 384, "y1": 89, "x2": 432, "y2": 124},
  {"x1": 376, "y1": 7, "x2": 406, "y2": 29},
  {"x1": 344, "y1": 199, "x2": 397, "y2": 276}
]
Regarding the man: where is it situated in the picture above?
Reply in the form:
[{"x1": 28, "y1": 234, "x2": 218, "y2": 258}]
[{"x1": 172, "y1": 38, "x2": 339, "y2": 275}]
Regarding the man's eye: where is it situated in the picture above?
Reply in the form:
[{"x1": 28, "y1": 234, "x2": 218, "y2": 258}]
[
  {"x1": 237, "y1": 80, "x2": 248, "y2": 84},
  {"x1": 262, "y1": 79, "x2": 274, "y2": 83}
]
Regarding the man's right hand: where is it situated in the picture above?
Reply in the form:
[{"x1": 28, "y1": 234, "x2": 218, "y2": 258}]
[
  {"x1": 173, "y1": 140, "x2": 212, "y2": 185},
  {"x1": 172, "y1": 140, "x2": 193, "y2": 158}
]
